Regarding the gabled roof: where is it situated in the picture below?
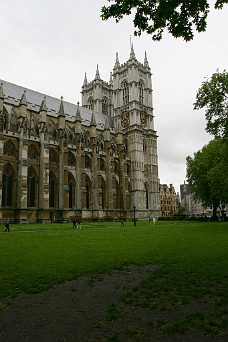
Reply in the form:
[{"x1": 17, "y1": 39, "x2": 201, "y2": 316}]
[{"x1": 0, "y1": 79, "x2": 114, "y2": 130}]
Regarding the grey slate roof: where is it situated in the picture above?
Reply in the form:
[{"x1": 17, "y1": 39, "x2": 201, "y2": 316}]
[{"x1": 0, "y1": 79, "x2": 114, "y2": 130}]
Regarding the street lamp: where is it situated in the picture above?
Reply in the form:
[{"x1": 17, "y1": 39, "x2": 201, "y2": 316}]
[{"x1": 133, "y1": 205, "x2": 136, "y2": 226}]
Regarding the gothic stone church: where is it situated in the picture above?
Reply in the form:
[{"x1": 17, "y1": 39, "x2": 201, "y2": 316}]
[{"x1": 0, "y1": 47, "x2": 160, "y2": 223}]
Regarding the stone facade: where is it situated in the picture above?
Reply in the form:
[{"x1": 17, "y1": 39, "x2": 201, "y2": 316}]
[{"x1": 0, "y1": 47, "x2": 160, "y2": 223}]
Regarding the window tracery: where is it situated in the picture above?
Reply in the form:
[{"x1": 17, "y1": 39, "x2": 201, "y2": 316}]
[
  {"x1": 123, "y1": 82, "x2": 129, "y2": 106},
  {"x1": 3, "y1": 140, "x2": 16, "y2": 157},
  {"x1": 28, "y1": 145, "x2": 38, "y2": 160},
  {"x1": 49, "y1": 149, "x2": 58, "y2": 163}
]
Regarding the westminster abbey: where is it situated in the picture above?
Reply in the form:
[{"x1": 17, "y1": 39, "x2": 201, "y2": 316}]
[{"x1": 0, "y1": 46, "x2": 160, "y2": 223}]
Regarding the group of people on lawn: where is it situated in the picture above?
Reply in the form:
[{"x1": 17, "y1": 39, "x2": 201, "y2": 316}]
[
  {"x1": 72, "y1": 218, "x2": 81, "y2": 229},
  {"x1": 4, "y1": 216, "x2": 156, "y2": 232}
]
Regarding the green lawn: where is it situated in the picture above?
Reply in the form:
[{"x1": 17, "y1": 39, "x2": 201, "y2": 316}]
[{"x1": 1, "y1": 220, "x2": 227, "y2": 336}]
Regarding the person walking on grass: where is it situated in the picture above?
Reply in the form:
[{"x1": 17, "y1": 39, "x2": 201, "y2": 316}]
[
  {"x1": 120, "y1": 219, "x2": 124, "y2": 227},
  {"x1": 77, "y1": 219, "x2": 81, "y2": 229},
  {"x1": 72, "y1": 217, "x2": 76, "y2": 229},
  {"x1": 5, "y1": 219, "x2": 10, "y2": 233},
  {"x1": 153, "y1": 217, "x2": 156, "y2": 225}
]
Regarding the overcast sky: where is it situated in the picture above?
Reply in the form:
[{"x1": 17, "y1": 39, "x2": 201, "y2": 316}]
[{"x1": 1, "y1": 0, "x2": 227, "y2": 194}]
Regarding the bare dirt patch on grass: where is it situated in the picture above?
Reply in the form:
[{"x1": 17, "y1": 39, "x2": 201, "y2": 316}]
[{"x1": 0, "y1": 264, "x2": 227, "y2": 342}]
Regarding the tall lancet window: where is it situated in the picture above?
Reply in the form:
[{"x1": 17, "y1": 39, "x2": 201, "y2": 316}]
[
  {"x1": 139, "y1": 82, "x2": 144, "y2": 104},
  {"x1": 102, "y1": 98, "x2": 108, "y2": 114},
  {"x1": 88, "y1": 97, "x2": 94, "y2": 110},
  {"x1": 123, "y1": 82, "x2": 129, "y2": 106}
]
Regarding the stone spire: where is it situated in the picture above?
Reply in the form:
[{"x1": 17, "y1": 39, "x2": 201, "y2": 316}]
[
  {"x1": 144, "y1": 51, "x2": 149, "y2": 67},
  {"x1": 83, "y1": 72, "x2": 88, "y2": 86},
  {"x1": 90, "y1": 112, "x2": 97, "y2": 126},
  {"x1": 20, "y1": 90, "x2": 27, "y2": 106},
  {"x1": 95, "y1": 64, "x2": 101, "y2": 80},
  {"x1": 75, "y1": 101, "x2": 82, "y2": 122},
  {"x1": 129, "y1": 43, "x2": 136, "y2": 60},
  {"x1": 40, "y1": 96, "x2": 47, "y2": 112},
  {"x1": 58, "y1": 96, "x2": 65, "y2": 117},
  {"x1": 114, "y1": 52, "x2": 120, "y2": 68}
]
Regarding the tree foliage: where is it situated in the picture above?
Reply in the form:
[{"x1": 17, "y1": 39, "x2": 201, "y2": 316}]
[
  {"x1": 186, "y1": 138, "x2": 228, "y2": 217},
  {"x1": 194, "y1": 70, "x2": 228, "y2": 139},
  {"x1": 101, "y1": 1, "x2": 228, "y2": 41}
]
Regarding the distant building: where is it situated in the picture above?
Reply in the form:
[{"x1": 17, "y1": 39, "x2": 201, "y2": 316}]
[
  {"x1": 180, "y1": 182, "x2": 213, "y2": 217},
  {"x1": 160, "y1": 184, "x2": 178, "y2": 217}
]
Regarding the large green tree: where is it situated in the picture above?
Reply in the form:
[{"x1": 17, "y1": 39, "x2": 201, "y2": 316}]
[
  {"x1": 194, "y1": 70, "x2": 228, "y2": 139},
  {"x1": 186, "y1": 138, "x2": 228, "y2": 218},
  {"x1": 101, "y1": 1, "x2": 227, "y2": 41}
]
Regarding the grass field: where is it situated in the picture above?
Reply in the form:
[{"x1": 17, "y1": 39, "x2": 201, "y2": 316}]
[{"x1": 1, "y1": 220, "x2": 227, "y2": 336}]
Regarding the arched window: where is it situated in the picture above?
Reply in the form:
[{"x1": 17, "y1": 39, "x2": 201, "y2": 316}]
[
  {"x1": 68, "y1": 172, "x2": 75, "y2": 209},
  {"x1": 123, "y1": 82, "x2": 129, "y2": 106},
  {"x1": 114, "y1": 161, "x2": 119, "y2": 174},
  {"x1": 88, "y1": 97, "x2": 94, "y2": 110},
  {"x1": 102, "y1": 98, "x2": 108, "y2": 114},
  {"x1": 49, "y1": 172, "x2": 57, "y2": 208},
  {"x1": 28, "y1": 145, "x2": 38, "y2": 160},
  {"x1": 68, "y1": 132, "x2": 74, "y2": 145},
  {"x1": 68, "y1": 151, "x2": 76, "y2": 166},
  {"x1": 100, "y1": 158, "x2": 105, "y2": 171},
  {"x1": 143, "y1": 139, "x2": 147, "y2": 153},
  {"x1": 85, "y1": 175, "x2": 91, "y2": 209},
  {"x1": 139, "y1": 82, "x2": 144, "y2": 104},
  {"x1": 3, "y1": 140, "x2": 16, "y2": 157},
  {"x1": 49, "y1": 149, "x2": 58, "y2": 164},
  {"x1": 145, "y1": 183, "x2": 149, "y2": 209},
  {"x1": 127, "y1": 163, "x2": 130, "y2": 175},
  {"x1": 99, "y1": 177, "x2": 106, "y2": 209},
  {"x1": 2, "y1": 164, "x2": 14, "y2": 207},
  {"x1": 85, "y1": 155, "x2": 92, "y2": 169},
  {"x1": 27, "y1": 166, "x2": 37, "y2": 207}
]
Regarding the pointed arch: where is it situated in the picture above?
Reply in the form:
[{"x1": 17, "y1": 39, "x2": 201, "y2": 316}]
[
  {"x1": 27, "y1": 166, "x2": 38, "y2": 207},
  {"x1": 49, "y1": 119, "x2": 58, "y2": 141},
  {"x1": 139, "y1": 81, "x2": 144, "y2": 104},
  {"x1": 122, "y1": 81, "x2": 129, "y2": 106},
  {"x1": 113, "y1": 178, "x2": 120, "y2": 210},
  {"x1": 85, "y1": 154, "x2": 92, "y2": 169},
  {"x1": 49, "y1": 171, "x2": 58, "y2": 208},
  {"x1": 3, "y1": 139, "x2": 17, "y2": 157},
  {"x1": 102, "y1": 97, "x2": 108, "y2": 114},
  {"x1": 2, "y1": 163, "x2": 16, "y2": 207},
  {"x1": 66, "y1": 125, "x2": 75, "y2": 145},
  {"x1": 145, "y1": 182, "x2": 149, "y2": 209},
  {"x1": 49, "y1": 148, "x2": 59, "y2": 164},
  {"x1": 68, "y1": 172, "x2": 76, "y2": 209},
  {"x1": 28, "y1": 144, "x2": 39, "y2": 161},
  {"x1": 88, "y1": 97, "x2": 94, "y2": 110},
  {"x1": 68, "y1": 151, "x2": 76, "y2": 166},
  {"x1": 98, "y1": 175, "x2": 106, "y2": 209},
  {"x1": 85, "y1": 174, "x2": 92, "y2": 209},
  {"x1": 100, "y1": 157, "x2": 105, "y2": 171}
]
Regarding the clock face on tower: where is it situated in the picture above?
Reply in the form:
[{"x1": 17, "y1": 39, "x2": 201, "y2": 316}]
[
  {"x1": 121, "y1": 113, "x2": 130, "y2": 128},
  {"x1": 140, "y1": 113, "x2": 147, "y2": 127}
]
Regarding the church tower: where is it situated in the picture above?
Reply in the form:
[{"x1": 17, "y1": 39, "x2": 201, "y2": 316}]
[
  {"x1": 81, "y1": 66, "x2": 113, "y2": 116},
  {"x1": 112, "y1": 46, "x2": 160, "y2": 218}
]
